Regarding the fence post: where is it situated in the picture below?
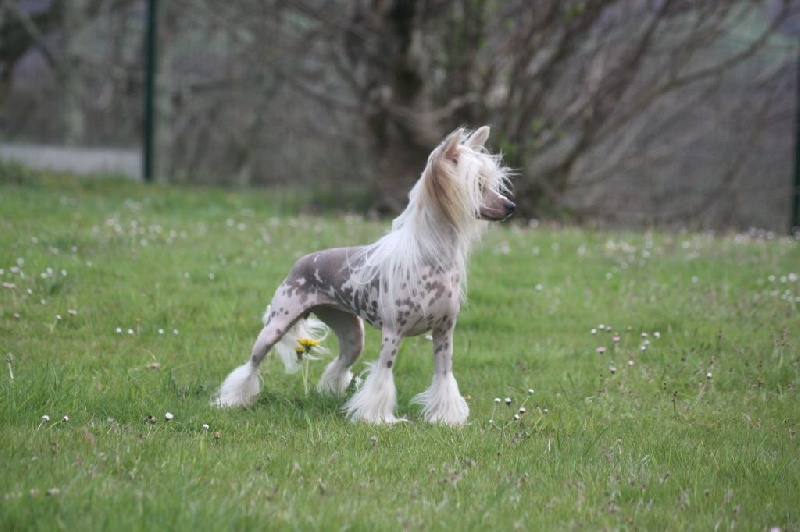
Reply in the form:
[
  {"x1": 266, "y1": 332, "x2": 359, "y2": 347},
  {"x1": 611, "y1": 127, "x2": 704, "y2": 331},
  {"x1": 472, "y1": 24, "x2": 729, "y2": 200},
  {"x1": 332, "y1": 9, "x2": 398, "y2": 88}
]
[
  {"x1": 142, "y1": 0, "x2": 157, "y2": 183},
  {"x1": 793, "y1": 44, "x2": 800, "y2": 234}
]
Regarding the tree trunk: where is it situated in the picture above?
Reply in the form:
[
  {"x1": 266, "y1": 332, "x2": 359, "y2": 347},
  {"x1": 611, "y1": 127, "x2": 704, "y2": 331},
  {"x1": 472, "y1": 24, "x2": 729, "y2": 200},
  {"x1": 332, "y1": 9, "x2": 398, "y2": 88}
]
[
  {"x1": 346, "y1": 0, "x2": 440, "y2": 212},
  {"x1": 61, "y1": 0, "x2": 86, "y2": 146},
  {"x1": 153, "y1": 2, "x2": 177, "y2": 184}
]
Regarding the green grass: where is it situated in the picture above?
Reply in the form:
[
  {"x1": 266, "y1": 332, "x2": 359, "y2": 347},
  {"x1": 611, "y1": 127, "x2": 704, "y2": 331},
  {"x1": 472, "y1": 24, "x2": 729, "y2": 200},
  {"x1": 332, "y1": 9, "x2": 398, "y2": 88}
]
[{"x1": 1, "y1": 164, "x2": 798, "y2": 530}]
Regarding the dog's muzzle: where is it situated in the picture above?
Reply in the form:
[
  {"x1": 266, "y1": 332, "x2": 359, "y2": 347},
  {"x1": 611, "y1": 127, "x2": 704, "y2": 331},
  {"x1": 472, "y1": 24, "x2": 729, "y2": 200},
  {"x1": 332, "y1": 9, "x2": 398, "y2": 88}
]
[
  {"x1": 501, "y1": 200, "x2": 516, "y2": 221},
  {"x1": 480, "y1": 199, "x2": 516, "y2": 221}
]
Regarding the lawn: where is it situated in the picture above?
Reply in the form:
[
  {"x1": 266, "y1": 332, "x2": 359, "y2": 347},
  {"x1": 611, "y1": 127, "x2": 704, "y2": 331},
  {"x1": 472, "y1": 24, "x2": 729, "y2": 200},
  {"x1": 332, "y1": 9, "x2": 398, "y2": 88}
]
[{"x1": 1, "y1": 164, "x2": 798, "y2": 530}]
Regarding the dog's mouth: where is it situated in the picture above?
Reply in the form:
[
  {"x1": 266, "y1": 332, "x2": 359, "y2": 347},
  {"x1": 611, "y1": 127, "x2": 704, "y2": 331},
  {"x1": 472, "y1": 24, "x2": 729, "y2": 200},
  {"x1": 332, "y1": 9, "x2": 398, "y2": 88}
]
[
  {"x1": 501, "y1": 210, "x2": 515, "y2": 222},
  {"x1": 480, "y1": 200, "x2": 516, "y2": 222}
]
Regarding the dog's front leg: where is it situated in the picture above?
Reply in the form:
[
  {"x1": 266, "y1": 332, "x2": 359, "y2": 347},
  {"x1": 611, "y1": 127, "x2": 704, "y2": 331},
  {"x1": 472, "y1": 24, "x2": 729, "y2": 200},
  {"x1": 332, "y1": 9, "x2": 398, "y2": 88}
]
[
  {"x1": 412, "y1": 326, "x2": 469, "y2": 426},
  {"x1": 342, "y1": 329, "x2": 405, "y2": 424}
]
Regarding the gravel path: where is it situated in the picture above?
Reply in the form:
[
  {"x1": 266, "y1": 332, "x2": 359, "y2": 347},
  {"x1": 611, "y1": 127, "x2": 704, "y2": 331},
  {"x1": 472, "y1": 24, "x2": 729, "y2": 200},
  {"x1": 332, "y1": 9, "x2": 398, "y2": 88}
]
[{"x1": 0, "y1": 143, "x2": 141, "y2": 180}]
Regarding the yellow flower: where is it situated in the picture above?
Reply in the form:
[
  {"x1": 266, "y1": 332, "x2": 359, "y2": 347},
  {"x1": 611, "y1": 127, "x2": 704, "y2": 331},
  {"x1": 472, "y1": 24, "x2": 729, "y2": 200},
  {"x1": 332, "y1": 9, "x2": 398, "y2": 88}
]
[
  {"x1": 297, "y1": 338, "x2": 321, "y2": 349},
  {"x1": 296, "y1": 338, "x2": 323, "y2": 362},
  {"x1": 293, "y1": 337, "x2": 329, "y2": 396}
]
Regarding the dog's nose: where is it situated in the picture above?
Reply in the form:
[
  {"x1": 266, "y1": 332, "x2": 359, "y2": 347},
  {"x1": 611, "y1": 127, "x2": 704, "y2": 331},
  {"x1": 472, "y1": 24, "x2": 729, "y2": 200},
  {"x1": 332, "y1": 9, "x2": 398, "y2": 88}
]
[{"x1": 501, "y1": 200, "x2": 516, "y2": 221}]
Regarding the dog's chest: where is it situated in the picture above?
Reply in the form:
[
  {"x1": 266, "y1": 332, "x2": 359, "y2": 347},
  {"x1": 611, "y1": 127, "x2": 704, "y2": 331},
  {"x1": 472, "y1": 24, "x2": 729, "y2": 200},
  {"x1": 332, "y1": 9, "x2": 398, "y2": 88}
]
[
  {"x1": 295, "y1": 248, "x2": 462, "y2": 334},
  {"x1": 336, "y1": 268, "x2": 460, "y2": 334}
]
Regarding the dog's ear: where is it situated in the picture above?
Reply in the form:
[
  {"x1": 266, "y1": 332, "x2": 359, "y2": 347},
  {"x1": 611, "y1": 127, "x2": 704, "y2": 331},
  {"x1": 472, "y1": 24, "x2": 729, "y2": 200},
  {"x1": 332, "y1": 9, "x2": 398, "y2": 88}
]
[
  {"x1": 427, "y1": 128, "x2": 466, "y2": 223},
  {"x1": 442, "y1": 128, "x2": 465, "y2": 164},
  {"x1": 467, "y1": 126, "x2": 490, "y2": 149}
]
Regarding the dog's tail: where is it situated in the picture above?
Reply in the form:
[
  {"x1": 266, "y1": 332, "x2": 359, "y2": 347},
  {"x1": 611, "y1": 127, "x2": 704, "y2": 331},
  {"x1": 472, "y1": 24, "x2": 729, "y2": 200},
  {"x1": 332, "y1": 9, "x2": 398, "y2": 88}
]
[{"x1": 213, "y1": 307, "x2": 329, "y2": 407}]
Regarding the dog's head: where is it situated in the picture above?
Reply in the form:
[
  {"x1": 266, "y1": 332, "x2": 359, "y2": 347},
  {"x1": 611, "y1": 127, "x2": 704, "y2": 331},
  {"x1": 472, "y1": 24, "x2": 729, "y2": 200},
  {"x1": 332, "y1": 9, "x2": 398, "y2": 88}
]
[{"x1": 423, "y1": 126, "x2": 515, "y2": 226}]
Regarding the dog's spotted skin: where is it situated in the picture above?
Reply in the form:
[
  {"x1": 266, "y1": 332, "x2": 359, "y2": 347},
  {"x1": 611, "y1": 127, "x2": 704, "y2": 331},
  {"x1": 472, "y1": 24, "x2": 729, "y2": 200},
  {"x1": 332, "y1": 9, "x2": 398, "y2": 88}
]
[{"x1": 254, "y1": 246, "x2": 462, "y2": 380}]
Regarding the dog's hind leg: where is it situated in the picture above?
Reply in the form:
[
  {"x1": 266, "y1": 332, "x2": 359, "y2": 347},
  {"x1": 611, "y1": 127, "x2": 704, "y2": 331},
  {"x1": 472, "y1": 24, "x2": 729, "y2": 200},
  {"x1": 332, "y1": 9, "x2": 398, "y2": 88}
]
[
  {"x1": 214, "y1": 290, "x2": 322, "y2": 407},
  {"x1": 342, "y1": 329, "x2": 404, "y2": 423},
  {"x1": 411, "y1": 325, "x2": 469, "y2": 426},
  {"x1": 314, "y1": 307, "x2": 363, "y2": 395},
  {"x1": 213, "y1": 314, "x2": 297, "y2": 408}
]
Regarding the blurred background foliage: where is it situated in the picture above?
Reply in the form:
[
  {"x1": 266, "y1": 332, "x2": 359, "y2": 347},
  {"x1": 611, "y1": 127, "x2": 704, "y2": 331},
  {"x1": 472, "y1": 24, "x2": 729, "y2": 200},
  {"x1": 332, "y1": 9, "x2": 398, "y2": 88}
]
[{"x1": 1, "y1": 0, "x2": 798, "y2": 230}]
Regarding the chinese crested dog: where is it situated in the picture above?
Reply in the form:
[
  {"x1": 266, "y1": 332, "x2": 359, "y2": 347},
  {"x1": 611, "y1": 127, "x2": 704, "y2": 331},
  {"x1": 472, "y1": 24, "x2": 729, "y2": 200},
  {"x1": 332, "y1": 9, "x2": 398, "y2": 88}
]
[{"x1": 214, "y1": 126, "x2": 514, "y2": 425}]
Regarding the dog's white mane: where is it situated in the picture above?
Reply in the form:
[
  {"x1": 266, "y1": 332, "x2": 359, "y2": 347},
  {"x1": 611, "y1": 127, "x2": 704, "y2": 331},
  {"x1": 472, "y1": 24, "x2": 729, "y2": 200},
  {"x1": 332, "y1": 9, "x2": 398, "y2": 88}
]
[{"x1": 353, "y1": 128, "x2": 511, "y2": 326}]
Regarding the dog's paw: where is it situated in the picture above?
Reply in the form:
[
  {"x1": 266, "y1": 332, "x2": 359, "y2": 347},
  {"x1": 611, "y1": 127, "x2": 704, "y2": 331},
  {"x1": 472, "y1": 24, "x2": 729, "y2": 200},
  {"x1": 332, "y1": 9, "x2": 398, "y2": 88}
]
[
  {"x1": 341, "y1": 364, "x2": 399, "y2": 423},
  {"x1": 316, "y1": 361, "x2": 353, "y2": 395},
  {"x1": 214, "y1": 362, "x2": 260, "y2": 407},
  {"x1": 412, "y1": 373, "x2": 469, "y2": 426},
  {"x1": 419, "y1": 406, "x2": 468, "y2": 426},
  {"x1": 348, "y1": 412, "x2": 409, "y2": 425}
]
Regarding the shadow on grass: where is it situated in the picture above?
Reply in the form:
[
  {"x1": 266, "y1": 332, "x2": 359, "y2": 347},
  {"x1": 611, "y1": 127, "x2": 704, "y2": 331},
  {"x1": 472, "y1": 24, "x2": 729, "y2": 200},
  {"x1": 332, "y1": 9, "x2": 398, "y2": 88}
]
[{"x1": 254, "y1": 389, "x2": 347, "y2": 418}]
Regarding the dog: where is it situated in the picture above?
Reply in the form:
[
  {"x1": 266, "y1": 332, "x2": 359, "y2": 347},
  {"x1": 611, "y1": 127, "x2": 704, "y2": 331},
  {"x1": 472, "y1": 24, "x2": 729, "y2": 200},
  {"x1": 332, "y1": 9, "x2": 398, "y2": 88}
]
[{"x1": 214, "y1": 126, "x2": 514, "y2": 425}]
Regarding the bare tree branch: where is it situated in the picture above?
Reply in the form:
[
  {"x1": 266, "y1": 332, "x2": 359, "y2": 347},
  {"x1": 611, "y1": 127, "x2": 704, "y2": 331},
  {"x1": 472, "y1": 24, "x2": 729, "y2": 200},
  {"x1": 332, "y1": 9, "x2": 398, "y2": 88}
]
[{"x1": 3, "y1": 0, "x2": 59, "y2": 68}]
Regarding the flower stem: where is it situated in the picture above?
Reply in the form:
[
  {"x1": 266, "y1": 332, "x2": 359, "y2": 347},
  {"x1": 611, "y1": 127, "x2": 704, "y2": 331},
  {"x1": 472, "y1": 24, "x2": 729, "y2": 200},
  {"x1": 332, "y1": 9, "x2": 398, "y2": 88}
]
[{"x1": 302, "y1": 354, "x2": 310, "y2": 395}]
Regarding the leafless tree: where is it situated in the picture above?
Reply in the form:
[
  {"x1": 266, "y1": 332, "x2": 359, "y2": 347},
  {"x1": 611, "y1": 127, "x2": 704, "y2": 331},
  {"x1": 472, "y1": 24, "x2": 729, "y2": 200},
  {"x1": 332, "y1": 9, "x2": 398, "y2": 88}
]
[
  {"x1": 1, "y1": 0, "x2": 141, "y2": 145},
  {"x1": 275, "y1": 0, "x2": 795, "y2": 225},
  {"x1": 61, "y1": 0, "x2": 89, "y2": 145}
]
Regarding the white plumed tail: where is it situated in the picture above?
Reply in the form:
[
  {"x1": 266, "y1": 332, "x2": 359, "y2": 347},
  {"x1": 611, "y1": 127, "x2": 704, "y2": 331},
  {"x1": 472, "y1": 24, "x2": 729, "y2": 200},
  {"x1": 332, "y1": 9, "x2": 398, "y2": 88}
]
[
  {"x1": 269, "y1": 309, "x2": 330, "y2": 374},
  {"x1": 213, "y1": 306, "x2": 330, "y2": 407}
]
